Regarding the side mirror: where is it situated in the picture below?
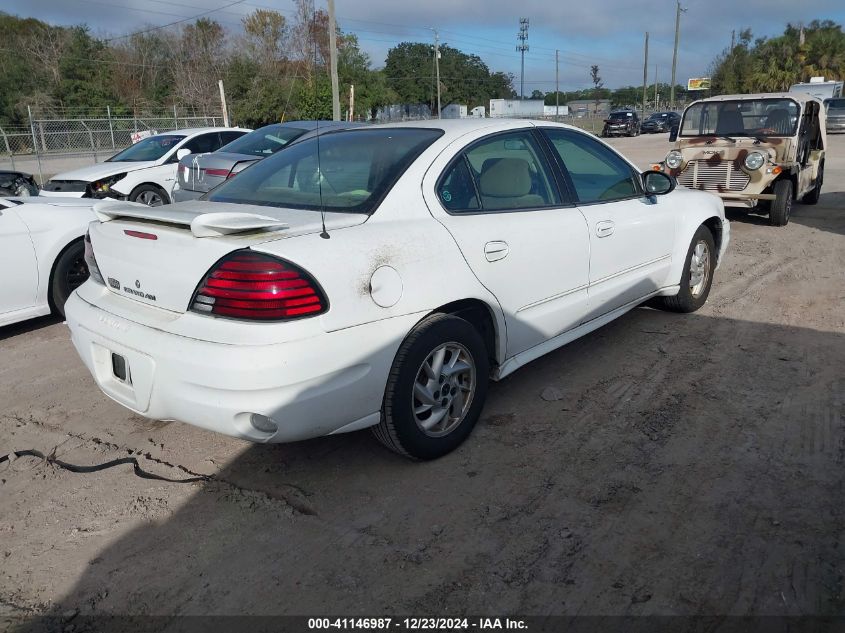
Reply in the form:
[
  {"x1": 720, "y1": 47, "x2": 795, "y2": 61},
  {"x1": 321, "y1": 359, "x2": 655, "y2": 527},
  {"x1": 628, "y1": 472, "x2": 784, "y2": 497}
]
[
  {"x1": 642, "y1": 170, "x2": 676, "y2": 196},
  {"x1": 669, "y1": 125, "x2": 679, "y2": 142},
  {"x1": 176, "y1": 148, "x2": 191, "y2": 160}
]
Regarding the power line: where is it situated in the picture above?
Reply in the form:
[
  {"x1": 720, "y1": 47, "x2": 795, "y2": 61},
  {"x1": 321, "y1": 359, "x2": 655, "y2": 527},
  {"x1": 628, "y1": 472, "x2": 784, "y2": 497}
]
[{"x1": 103, "y1": 0, "x2": 248, "y2": 42}]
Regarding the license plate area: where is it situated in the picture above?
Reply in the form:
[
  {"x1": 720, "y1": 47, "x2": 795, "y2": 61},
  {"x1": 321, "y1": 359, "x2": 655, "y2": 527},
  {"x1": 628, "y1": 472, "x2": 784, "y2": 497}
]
[{"x1": 111, "y1": 352, "x2": 131, "y2": 384}]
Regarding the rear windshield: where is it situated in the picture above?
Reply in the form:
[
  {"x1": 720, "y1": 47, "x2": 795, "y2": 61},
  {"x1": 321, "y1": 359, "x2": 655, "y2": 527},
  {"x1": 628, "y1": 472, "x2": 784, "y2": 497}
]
[
  {"x1": 680, "y1": 98, "x2": 800, "y2": 137},
  {"x1": 827, "y1": 98, "x2": 845, "y2": 112},
  {"x1": 219, "y1": 125, "x2": 309, "y2": 157},
  {"x1": 207, "y1": 128, "x2": 443, "y2": 213},
  {"x1": 108, "y1": 135, "x2": 185, "y2": 162}
]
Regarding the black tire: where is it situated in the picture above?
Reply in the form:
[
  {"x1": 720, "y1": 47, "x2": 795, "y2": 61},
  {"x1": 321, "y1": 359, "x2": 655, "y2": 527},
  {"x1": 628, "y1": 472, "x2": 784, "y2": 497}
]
[
  {"x1": 50, "y1": 240, "x2": 89, "y2": 317},
  {"x1": 130, "y1": 183, "x2": 170, "y2": 206},
  {"x1": 660, "y1": 225, "x2": 716, "y2": 313},
  {"x1": 769, "y1": 179, "x2": 793, "y2": 226},
  {"x1": 802, "y1": 164, "x2": 823, "y2": 205},
  {"x1": 373, "y1": 313, "x2": 489, "y2": 460}
]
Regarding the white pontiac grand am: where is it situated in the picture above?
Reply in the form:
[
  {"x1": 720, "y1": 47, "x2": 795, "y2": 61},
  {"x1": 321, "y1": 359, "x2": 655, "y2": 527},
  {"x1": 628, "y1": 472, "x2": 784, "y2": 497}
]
[{"x1": 65, "y1": 120, "x2": 730, "y2": 460}]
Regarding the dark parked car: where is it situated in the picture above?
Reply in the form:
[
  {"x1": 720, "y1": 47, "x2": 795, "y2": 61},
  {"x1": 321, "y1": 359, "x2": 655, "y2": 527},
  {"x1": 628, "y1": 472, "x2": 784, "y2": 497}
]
[
  {"x1": 601, "y1": 110, "x2": 640, "y2": 137},
  {"x1": 172, "y1": 120, "x2": 362, "y2": 201},
  {"x1": 641, "y1": 111, "x2": 681, "y2": 134},
  {"x1": 0, "y1": 171, "x2": 38, "y2": 197}
]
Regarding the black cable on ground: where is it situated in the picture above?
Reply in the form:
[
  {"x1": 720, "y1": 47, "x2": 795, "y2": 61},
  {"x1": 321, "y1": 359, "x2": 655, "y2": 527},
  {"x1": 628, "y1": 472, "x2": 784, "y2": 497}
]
[{"x1": 0, "y1": 449, "x2": 209, "y2": 484}]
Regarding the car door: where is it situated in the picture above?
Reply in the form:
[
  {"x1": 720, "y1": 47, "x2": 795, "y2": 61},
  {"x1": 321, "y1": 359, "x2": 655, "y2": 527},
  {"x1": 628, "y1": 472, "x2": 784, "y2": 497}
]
[
  {"x1": 426, "y1": 129, "x2": 590, "y2": 358},
  {"x1": 541, "y1": 128, "x2": 675, "y2": 321},
  {"x1": 0, "y1": 203, "x2": 39, "y2": 315}
]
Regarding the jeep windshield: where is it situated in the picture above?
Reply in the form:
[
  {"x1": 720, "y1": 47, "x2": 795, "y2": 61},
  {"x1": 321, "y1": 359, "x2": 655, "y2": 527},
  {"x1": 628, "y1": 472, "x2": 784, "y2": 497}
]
[
  {"x1": 680, "y1": 98, "x2": 800, "y2": 138},
  {"x1": 607, "y1": 112, "x2": 633, "y2": 120}
]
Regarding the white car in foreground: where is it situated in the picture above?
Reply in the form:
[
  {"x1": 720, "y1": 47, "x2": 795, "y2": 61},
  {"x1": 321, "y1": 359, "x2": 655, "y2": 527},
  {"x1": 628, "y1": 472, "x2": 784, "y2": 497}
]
[
  {"x1": 0, "y1": 197, "x2": 94, "y2": 327},
  {"x1": 39, "y1": 127, "x2": 249, "y2": 206},
  {"x1": 66, "y1": 120, "x2": 729, "y2": 459}
]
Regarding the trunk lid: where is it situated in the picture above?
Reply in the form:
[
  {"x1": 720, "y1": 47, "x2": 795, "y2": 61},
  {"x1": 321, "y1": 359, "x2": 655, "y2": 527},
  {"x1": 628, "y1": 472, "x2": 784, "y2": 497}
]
[{"x1": 89, "y1": 200, "x2": 367, "y2": 313}]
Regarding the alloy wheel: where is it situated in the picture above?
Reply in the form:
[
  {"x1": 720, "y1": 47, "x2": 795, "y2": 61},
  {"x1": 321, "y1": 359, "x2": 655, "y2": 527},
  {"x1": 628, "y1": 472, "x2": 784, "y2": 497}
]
[
  {"x1": 689, "y1": 240, "x2": 711, "y2": 298},
  {"x1": 412, "y1": 342, "x2": 476, "y2": 437}
]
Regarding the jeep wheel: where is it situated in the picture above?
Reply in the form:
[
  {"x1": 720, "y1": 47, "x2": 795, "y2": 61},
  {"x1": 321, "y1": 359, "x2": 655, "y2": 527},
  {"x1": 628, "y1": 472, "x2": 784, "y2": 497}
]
[
  {"x1": 769, "y1": 179, "x2": 793, "y2": 226},
  {"x1": 802, "y1": 165, "x2": 823, "y2": 205}
]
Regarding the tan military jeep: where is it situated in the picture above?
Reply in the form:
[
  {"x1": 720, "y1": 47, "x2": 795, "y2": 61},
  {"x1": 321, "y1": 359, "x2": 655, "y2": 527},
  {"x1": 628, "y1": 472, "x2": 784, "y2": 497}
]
[{"x1": 663, "y1": 93, "x2": 826, "y2": 226}]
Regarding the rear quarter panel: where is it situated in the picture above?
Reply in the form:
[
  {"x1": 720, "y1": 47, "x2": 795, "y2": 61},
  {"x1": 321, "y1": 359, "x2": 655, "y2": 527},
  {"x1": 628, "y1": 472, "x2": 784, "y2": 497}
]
[{"x1": 14, "y1": 202, "x2": 95, "y2": 307}]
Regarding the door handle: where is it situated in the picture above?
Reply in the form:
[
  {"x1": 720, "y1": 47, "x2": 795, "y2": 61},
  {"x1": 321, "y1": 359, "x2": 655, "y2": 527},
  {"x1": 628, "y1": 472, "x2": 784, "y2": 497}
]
[
  {"x1": 595, "y1": 220, "x2": 615, "y2": 238},
  {"x1": 484, "y1": 241, "x2": 509, "y2": 262}
]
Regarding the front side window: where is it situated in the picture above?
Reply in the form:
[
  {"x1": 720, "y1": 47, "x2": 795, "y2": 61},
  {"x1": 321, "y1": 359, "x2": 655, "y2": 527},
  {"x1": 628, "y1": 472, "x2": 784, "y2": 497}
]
[
  {"x1": 440, "y1": 131, "x2": 559, "y2": 212},
  {"x1": 208, "y1": 128, "x2": 442, "y2": 213},
  {"x1": 108, "y1": 135, "x2": 186, "y2": 162},
  {"x1": 680, "y1": 98, "x2": 800, "y2": 137},
  {"x1": 544, "y1": 129, "x2": 640, "y2": 203}
]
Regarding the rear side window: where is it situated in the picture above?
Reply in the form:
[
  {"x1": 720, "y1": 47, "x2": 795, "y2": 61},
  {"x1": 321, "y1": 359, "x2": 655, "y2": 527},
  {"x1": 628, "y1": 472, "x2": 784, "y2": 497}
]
[
  {"x1": 183, "y1": 133, "x2": 221, "y2": 154},
  {"x1": 438, "y1": 131, "x2": 560, "y2": 212},
  {"x1": 544, "y1": 129, "x2": 640, "y2": 203},
  {"x1": 438, "y1": 157, "x2": 479, "y2": 212}
]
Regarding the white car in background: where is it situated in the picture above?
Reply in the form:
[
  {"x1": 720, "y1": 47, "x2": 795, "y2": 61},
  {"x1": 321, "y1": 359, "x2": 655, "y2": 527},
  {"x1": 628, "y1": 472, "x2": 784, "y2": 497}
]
[
  {"x1": 66, "y1": 120, "x2": 729, "y2": 460},
  {"x1": 0, "y1": 197, "x2": 96, "y2": 327},
  {"x1": 39, "y1": 127, "x2": 250, "y2": 206}
]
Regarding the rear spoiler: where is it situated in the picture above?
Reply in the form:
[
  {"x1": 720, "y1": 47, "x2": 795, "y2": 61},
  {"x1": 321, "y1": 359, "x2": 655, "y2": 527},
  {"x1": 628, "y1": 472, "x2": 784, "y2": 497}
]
[{"x1": 92, "y1": 201, "x2": 289, "y2": 238}]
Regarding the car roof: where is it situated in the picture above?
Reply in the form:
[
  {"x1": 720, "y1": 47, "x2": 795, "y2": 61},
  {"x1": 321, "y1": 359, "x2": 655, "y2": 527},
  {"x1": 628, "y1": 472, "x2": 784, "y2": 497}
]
[{"x1": 158, "y1": 127, "x2": 251, "y2": 137}]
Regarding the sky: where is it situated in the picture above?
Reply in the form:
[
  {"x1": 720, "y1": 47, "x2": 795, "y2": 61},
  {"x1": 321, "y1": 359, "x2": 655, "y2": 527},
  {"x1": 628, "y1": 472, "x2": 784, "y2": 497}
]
[{"x1": 4, "y1": 0, "x2": 845, "y2": 94}]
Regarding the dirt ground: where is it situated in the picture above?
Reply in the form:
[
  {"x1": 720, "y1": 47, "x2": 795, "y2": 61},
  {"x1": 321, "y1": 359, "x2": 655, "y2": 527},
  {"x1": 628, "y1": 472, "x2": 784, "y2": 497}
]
[{"x1": 1, "y1": 132, "x2": 843, "y2": 622}]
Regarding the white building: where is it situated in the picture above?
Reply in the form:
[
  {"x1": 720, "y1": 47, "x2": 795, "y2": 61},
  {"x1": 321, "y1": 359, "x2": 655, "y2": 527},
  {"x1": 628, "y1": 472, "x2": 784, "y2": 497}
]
[{"x1": 489, "y1": 99, "x2": 545, "y2": 118}]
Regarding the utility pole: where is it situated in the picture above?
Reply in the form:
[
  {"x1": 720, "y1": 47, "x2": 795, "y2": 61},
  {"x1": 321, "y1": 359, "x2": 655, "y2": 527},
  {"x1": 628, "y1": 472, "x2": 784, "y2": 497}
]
[
  {"x1": 327, "y1": 0, "x2": 340, "y2": 121},
  {"x1": 642, "y1": 32, "x2": 649, "y2": 118},
  {"x1": 434, "y1": 29, "x2": 441, "y2": 119},
  {"x1": 670, "y1": 1, "x2": 686, "y2": 107},
  {"x1": 730, "y1": 29, "x2": 736, "y2": 51},
  {"x1": 349, "y1": 84, "x2": 355, "y2": 122},
  {"x1": 516, "y1": 18, "x2": 529, "y2": 99},
  {"x1": 218, "y1": 80, "x2": 230, "y2": 127},
  {"x1": 654, "y1": 64, "x2": 658, "y2": 108},
  {"x1": 555, "y1": 50, "x2": 560, "y2": 119}
]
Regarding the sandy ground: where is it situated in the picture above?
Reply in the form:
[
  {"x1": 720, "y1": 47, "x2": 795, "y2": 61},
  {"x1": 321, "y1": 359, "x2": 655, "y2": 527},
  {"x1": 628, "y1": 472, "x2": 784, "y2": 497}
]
[{"x1": 1, "y1": 133, "x2": 843, "y2": 621}]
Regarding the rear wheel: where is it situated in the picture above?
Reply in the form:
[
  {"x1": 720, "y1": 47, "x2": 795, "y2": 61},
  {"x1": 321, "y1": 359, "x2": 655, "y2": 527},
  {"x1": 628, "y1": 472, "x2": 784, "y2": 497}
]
[
  {"x1": 802, "y1": 164, "x2": 823, "y2": 205},
  {"x1": 50, "y1": 240, "x2": 89, "y2": 317},
  {"x1": 373, "y1": 313, "x2": 489, "y2": 460},
  {"x1": 661, "y1": 226, "x2": 715, "y2": 313},
  {"x1": 769, "y1": 179, "x2": 793, "y2": 226},
  {"x1": 130, "y1": 184, "x2": 169, "y2": 207}
]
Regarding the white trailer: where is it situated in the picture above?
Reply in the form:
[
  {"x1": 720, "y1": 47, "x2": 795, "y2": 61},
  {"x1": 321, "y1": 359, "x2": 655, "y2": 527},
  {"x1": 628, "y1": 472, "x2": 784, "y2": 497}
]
[
  {"x1": 790, "y1": 77, "x2": 843, "y2": 101},
  {"x1": 489, "y1": 99, "x2": 545, "y2": 118}
]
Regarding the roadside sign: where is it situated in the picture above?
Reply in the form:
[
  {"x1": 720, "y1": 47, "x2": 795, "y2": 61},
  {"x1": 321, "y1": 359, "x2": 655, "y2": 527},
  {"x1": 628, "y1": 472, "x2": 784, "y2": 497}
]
[{"x1": 687, "y1": 77, "x2": 712, "y2": 91}]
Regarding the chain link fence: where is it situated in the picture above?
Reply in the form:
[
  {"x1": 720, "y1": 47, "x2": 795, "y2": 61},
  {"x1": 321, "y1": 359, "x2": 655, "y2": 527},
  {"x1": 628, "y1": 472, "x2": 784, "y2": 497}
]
[{"x1": 0, "y1": 107, "x2": 223, "y2": 183}]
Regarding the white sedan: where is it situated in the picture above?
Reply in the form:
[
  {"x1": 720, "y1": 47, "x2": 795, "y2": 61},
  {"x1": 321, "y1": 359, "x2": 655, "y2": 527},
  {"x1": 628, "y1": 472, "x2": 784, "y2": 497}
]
[
  {"x1": 0, "y1": 197, "x2": 95, "y2": 327},
  {"x1": 65, "y1": 120, "x2": 730, "y2": 459},
  {"x1": 39, "y1": 127, "x2": 249, "y2": 206}
]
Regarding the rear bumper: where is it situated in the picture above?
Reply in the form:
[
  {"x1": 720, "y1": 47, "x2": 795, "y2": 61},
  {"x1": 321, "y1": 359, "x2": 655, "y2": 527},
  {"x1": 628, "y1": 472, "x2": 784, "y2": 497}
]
[{"x1": 65, "y1": 290, "x2": 420, "y2": 443}]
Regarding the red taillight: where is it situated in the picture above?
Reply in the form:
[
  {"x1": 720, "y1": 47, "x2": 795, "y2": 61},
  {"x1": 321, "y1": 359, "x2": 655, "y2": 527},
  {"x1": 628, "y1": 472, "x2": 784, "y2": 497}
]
[
  {"x1": 204, "y1": 168, "x2": 231, "y2": 178},
  {"x1": 124, "y1": 229, "x2": 158, "y2": 240},
  {"x1": 190, "y1": 251, "x2": 327, "y2": 321}
]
